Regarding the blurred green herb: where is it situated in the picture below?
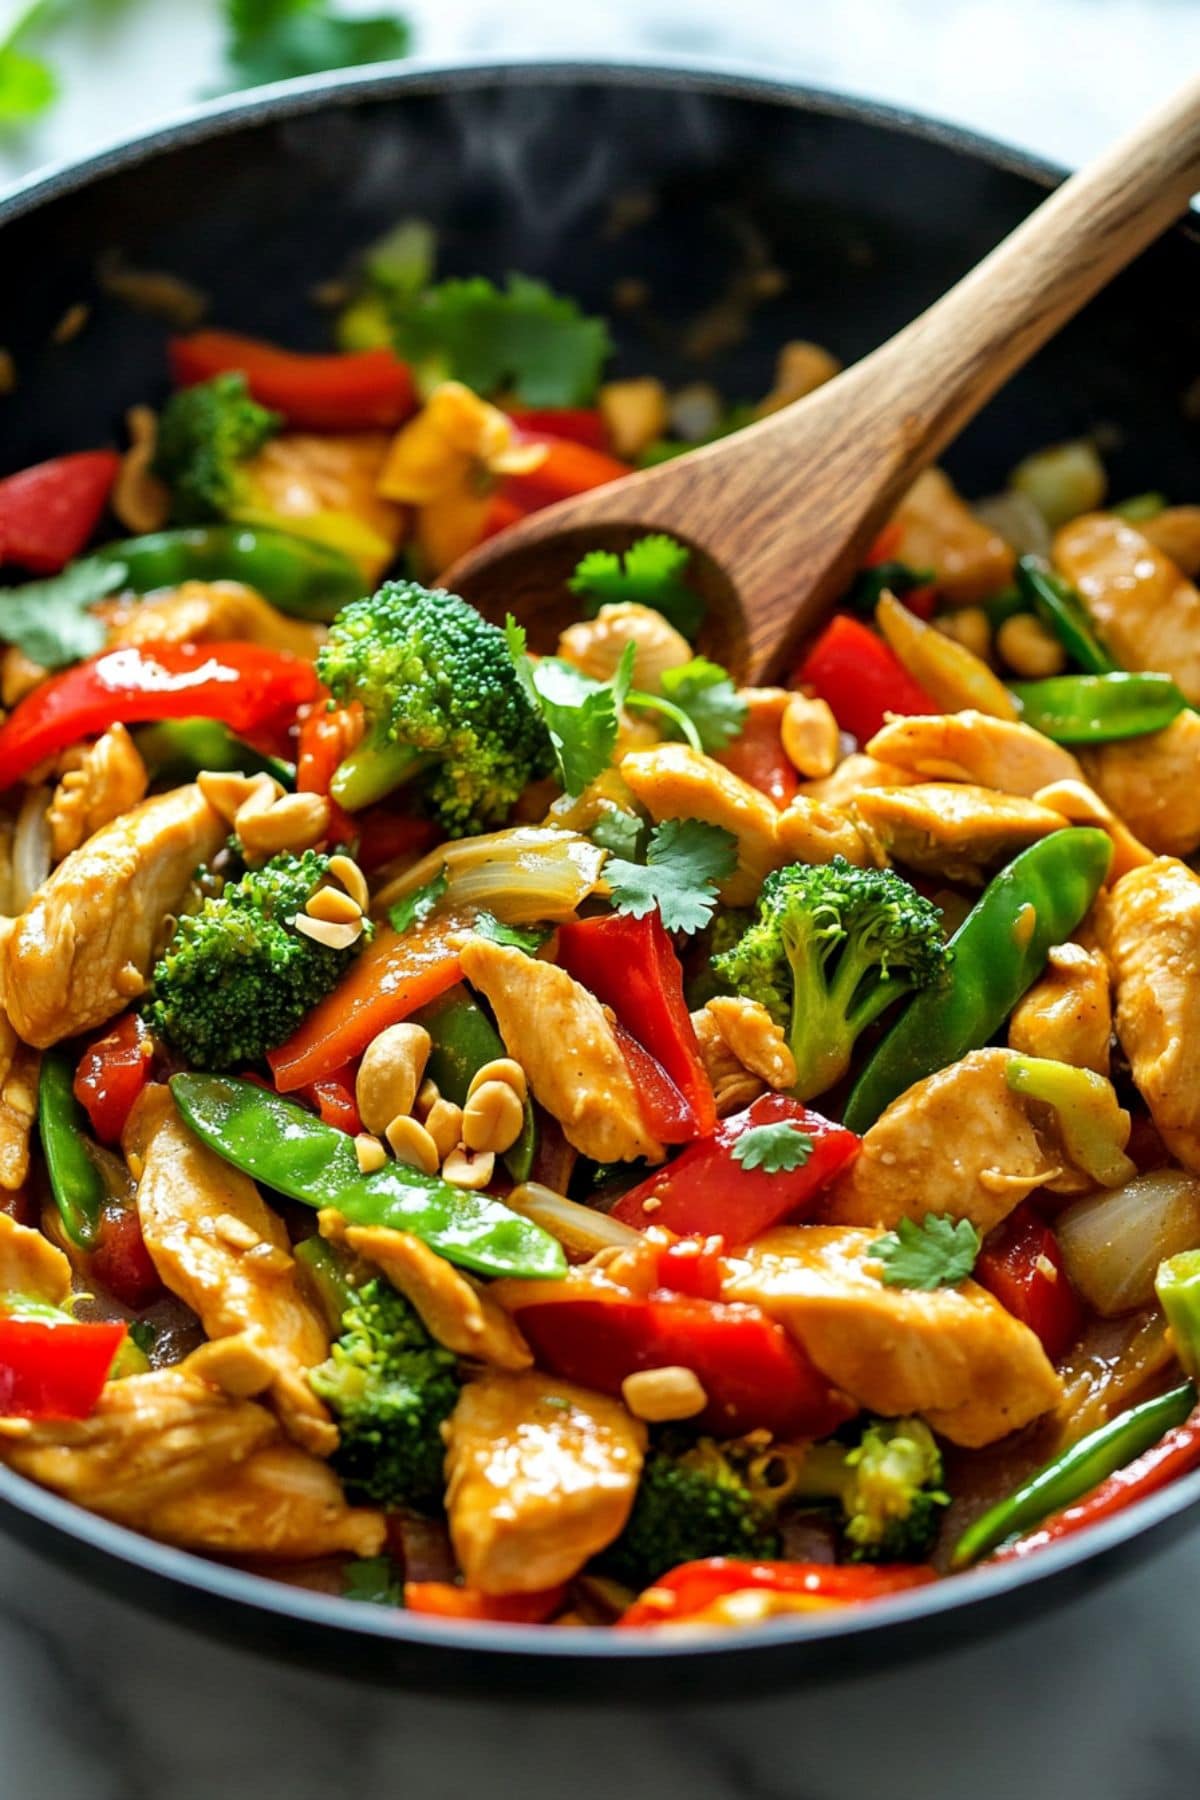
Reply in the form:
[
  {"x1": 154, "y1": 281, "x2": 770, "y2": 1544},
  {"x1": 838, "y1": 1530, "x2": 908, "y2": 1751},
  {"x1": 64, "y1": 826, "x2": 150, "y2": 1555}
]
[{"x1": 223, "y1": 1, "x2": 411, "y2": 90}]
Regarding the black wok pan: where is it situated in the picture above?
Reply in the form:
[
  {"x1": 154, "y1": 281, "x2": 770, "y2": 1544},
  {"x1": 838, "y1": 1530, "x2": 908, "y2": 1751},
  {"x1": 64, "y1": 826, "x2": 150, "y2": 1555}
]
[{"x1": 0, "y1": 58, "x2": 1198, "y2": 1698}]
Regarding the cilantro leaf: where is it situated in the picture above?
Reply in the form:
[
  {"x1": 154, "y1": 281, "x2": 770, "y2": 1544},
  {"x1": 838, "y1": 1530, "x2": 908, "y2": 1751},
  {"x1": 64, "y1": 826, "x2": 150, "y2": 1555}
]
[
  {"x1": 731, "y1": 1121, "x2": 814, "y2": 1173},
  {"x1": 390, "y1": 273, "x2": 610, "y2": 407},
  {"x1": 0, "y1": 557, "x2": 126, "y2": 669},
  {"x1": 605, "y1": 817, "x2": 737, "y2": 936},
  {"x1": 472, "y1": 912, "x2": 550, "y2": 955},
  {"x1": 0, "y1": 43, "x2": 55, "y2": 125},
  {"x1": 387, "y1": 866, "x2": 447, "y2": 934},
  {"x1": 128, "y1": 1321, "x2": 158, "y2": 1358},
  {"x1": 343, "y1": 1556, "x2": 403, "y2": 1606},
  {"x1": 506, "y1": 617, "x2": 634, "y2": 796},
  {"x1": 569, "y1": 534, "x2": 704, "y2": 640},
  {"x1": 589, "y1": 806, "x2": 646, "y2": 860},
  {"x1": 657, "y1": 658, "x2": 748, "y2": 753},
  {"x1": 870, "y1": 1213, "x2": 982, "y2": 1291},
  {"x1": 224, "y1": 0, "x2": 411, "y2": 90}
]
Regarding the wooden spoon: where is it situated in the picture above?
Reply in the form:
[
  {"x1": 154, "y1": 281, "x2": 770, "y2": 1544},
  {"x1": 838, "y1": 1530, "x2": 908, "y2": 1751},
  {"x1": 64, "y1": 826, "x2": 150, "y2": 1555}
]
[{"x1": 444, "y1": 75, "x2": 1200, "y2": 683}]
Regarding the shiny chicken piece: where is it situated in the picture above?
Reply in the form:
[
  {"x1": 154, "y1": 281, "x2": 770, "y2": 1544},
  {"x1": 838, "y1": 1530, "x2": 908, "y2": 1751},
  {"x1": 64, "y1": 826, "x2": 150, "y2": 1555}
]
[
  {"x1": 0, "y1": 784, "x2": 226, "y2": 1047},
  {"x1": 557, "y1": 602, "x2": 693, "y2": 693},
  {"x1": 888, "y1": 467, "x2": 1015, "y2": 603},
  {"x1": 144, "y1": 1442, "x2": 386, "y2": 1559},
  {"x1": 851, "y1": 782, "x2": 1067, "y2": 883},
  {"x1": 1139, "y1": 505, "x2": 1200, "y2": 577},
  {"x1": 1053, "y1": 515, "x2": 1200, "y2": 702},
  {"x1": 690, "y1": 1007, "x2": 764, "y2": 1117},
  {"x1": 458, "y1": 937, "x2": 664, "y2": 1164},
  {"x1": 1096, "y1": 857, "x2": 1200, "y2": 1172},
  {"x1": 866, "y1": 711, "x2": 1082, "y2": 798},
  {"x1": 124, "y1": 1086, "x2": 336, "y2": 1456},
  {"x1": 245, "y1": 429, "x2": 406, "y2": 582},
  {"x1": 620, "y1": 744, "x2": 780, "y2": 907},
  {"x1": 1080, "y1": 710, "x2": 1200, "y2": 859},
  {"x1": 103, "y1": 579, "x2": 324, "y2": 661},
  {"x1": 0, "y1": 1209, "x2": 71, "y2": 1305},
  {"x1": 823, "y1": 1049, "x2": 1058, "y2": 1237},
  {"x1": 722, "y1": 1226, "x2": 1061, "y2": 1447},
  {"x1": 1008, "y1": 941, "x2": 1113, "y2": 1076},
  {"x1": 797, "y1": 753, "x2": 913, "y2": 811},
  {"x1": 0, "y1": 1011, "x2": 38, "y2": 1193},
  {"x1": 703, "y1": 995, "x2": 797, "y2": 1090},
  {"x1": 444, "y1": 1369, "x2": 646, "y2": 1594},
  {"x1": 774, "y1": 793, "x2": 873, "y2": 869},
  {"x1": 47, "y1": 724, "x2": 148, "y2": 862}
]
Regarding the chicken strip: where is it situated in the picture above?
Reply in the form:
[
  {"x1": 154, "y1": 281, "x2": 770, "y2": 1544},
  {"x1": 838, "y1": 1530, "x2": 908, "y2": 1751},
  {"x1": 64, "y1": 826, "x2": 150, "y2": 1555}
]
[
  {"x1": 245, "y1": 430, "x2": 405, "y2": 583},
  {"x1": 458, "y1": 937, "x2": 663, "y2": 1163},
  {"x1": 690, "y1": 1008, "x2": 763, "y2": 1117},
  {"x1": 0, "y1": 1209, "x2": 71, "y2": 1305},
  {"x1": 1008, "y1": 942, "x2": 1112, "y2": 1076},
  {"x1": 867, "y1": 712, "x2": 1082, "y2": 798},
  {"x1": 889, "y1": 468, "x2": 1015, "y2": 603},
  {"x1": 0, "y1": 784, "x2": 225, "y2": 1047},
  {"x1": 722, "y1": 1226, "x2": 1061, "y2": 1447},
  {"x1": 1096, "y1": 857, "x2": 1200, "y2": 1171},
  {"x1": 851, "y1": 783, "x2": 1067, "y2": 883},
  {"x1": 703, "y1": 996, "x2": 797, "y2": 1090},
  {"x1": 444, "y1": 1369, "x2": 646, "y2": 1594},
  {"x1": 620, "y1": 744, "x2": 779, "y2": 907},
  {"x1": 1031, "y1": 778, "x2": 1153, "y2": 883},
  {"x1": 558, "y1": 602, "x2": 692, "y2": 692},
  {"x1": 774, "y1": 794, "x2": 873, "y2": 868},
  {"x1": 823, "y1": 1049, "x2": 1058, "y2": 1237},
  {"x1": 797, "y1": 754, "x2": 913, "y2": 811},
  {"x1": 0, "y1": 1011, "x2": 38, "y2": 1193},
  {"x1": 125, "y1": 1087, "x2": 335, "y2": 1455},
  {"x1": 1080, "y1": 710, "x2": 1200, "y2": 859},
  {"x1": 102, "y1": 580, "x2": 324, "y2": 662},
  {"x1": 144, "y1": 1442, "x2": 385, "y2": 1559},
  {"x1": 1054, "y1": 515, "x2": 1200, "y2": 702},
  {"x1": 47, "y1": 724, "x2": 148, "y2": 862}
]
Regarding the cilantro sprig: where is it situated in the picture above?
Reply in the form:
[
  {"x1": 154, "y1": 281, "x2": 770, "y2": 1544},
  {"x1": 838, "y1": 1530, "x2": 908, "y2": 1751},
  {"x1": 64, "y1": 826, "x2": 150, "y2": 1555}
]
[
  {"x1": 506, "y1": 618, "x2": 634, "y2": 796},
  {"x1": 569, "y1": 534, "x2": 704, "y2": 640},
  {"x1": 472, "y1": 912, "x2": 550, "y2": 956},
  {"x1": 386, "y1": 866, "x2": 447, "y2": 934},
  {"x1": 390, "y1": 273, "x2": 610, "y2": 407},
  {"x1": 870, "y1": 1213, "x2": 982, "y2": 1291},
  {"x1": 343, "y1": 1556, "x2": 403, "y2": 1607},
  {"x1": 0, "y1": 557, "x2": 126, "y2": 669},
  {"x1": 629, "y1": 657, "x2": 747, "y2": 754},
  {"x1": 224, "y1": 0, "x2": 411, "y2": 89},
  {"x1": 731, "y1": 1121, "x2": 814, "y2": 1173},
  {"x1": 605, "y1": 817, "x2": 737, "y2": 936}
]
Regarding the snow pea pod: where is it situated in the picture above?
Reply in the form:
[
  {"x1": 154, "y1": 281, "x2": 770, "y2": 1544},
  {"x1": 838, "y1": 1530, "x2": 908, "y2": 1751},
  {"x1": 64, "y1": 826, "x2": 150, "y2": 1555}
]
[
  {"x1": 1015, "y1": 556, "x2": 1116, "y2": 675},
  {"x1": 170, "y1": 1073, "x2": 564, "y2": 1281},
  {"x1": 134, "y1": 718, "x2": 295, "y2": 787},
  {"x1": 37, "y1": 1052, "x2": 105, "y2": 1250},
  {"x1": 1010, "y1": 671, "x2": 1185, "y2": 745},
  {"x1": 843, "y1": 827, "x2": 1113, "y2": 1133},
  {"x1": 95, "y1": 525, "x2": 363, "y2": 621},
  {"x1": 418, "y1": 987, "x2": 536, "y2": 1183},
  {"x1": 951, "y1": 1380, "x2": 1196, "y2": 1567}
]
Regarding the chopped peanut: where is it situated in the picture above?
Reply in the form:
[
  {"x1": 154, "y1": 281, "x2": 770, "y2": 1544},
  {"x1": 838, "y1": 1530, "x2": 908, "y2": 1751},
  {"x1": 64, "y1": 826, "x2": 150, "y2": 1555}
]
[
  {"x1": 385, "y1": 1114, "x2": 440, "y2": 1175},
  {"x1": 780, "y1": 692, "x2": 839, "y2": 778},
  {"x1": 354, "y1": 1133, "x2": 387, "y2": 1174},
  {"x1": 996, "y1": 612, "x2": 1068, "y2": 678},
  {"x1": 442, "y1": 1147, "x2": 496, "y2": 1190},
  {"x1": 467, "y1": 1058, "x2": 528, "y2": 1104},
  {"x1": 621, "y1": 1366, "x2": 708, "y2": 1422},
  {"x1": 463, "y1": 1080, "x2": 525, "y2": 1155},
  {"x1": 356, "y1": 1023, "x2": 431, "y2": 1135}
]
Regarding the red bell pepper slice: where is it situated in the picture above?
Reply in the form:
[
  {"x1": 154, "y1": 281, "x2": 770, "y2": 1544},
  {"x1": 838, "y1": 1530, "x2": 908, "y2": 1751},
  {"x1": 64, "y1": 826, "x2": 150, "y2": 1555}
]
[
  {"x1": 610, "y1": 1092, "x2": 859, "y2": 1243},
  {"x1": 73, "y1": 1014, "x2": 154, "y2": 1147},
  {"x1": 557, "y1": 911, "x2": 716, "y2": 1138},
  {"x1": 618, "y1": 1556, "x2": 937, "y2": 1628},
  {"x1": 716, "y1": 705, "x2": 798, "y2": 809},
  {"x1": 0, "y1": 450, "x2": 120, "y2": 574},
  {"x1": 993, "y1": 1401, "x2": 1200, "y2": 1563},
  {"x1": 0, "y1": 642, "x2": 321, "y2": 790},
  {"x1": 89, "y1": 1207, "x2": 164, "y2": 1311},
  {"x1": 611, "y1": 1023, "x2": 697, "y2": 1145},
  {"x1": 482, "y1": 493, "x2": 530, "y2": 540},
  {"x1": 352, "y1": 808, "x2": 440, "y2": 874},
  {"x1": 975, "y1": 1202, "x2": 1082, "y2": 1363},
  {"x1": 654, "y1": 1232, "x2": 726, "y2": 1301},
  {"x1": 404, "y1": 1581, "x2": 567, "y2": 1624},
  {"x1": 169, "y1": 331, "x2": 415, "y2": 431},
  {"x1": 299, "y1": 1067, "x2": 362, "y2": 1136},
  {"x1": 864, "y1": 522, "x2": 904, "y2": 566},
  {"x1": 0, "y1": 1314, "x2": 126, "y2": 1419},
  {"x1": 500, "y1": 433, "x2": 630, "y2": 511},
  {"x1": 797, "y1": 614, "x2": 938, "y2": 744},
  {"x1": 505, "y1": 407, "x2": 609, "y2": 452}
]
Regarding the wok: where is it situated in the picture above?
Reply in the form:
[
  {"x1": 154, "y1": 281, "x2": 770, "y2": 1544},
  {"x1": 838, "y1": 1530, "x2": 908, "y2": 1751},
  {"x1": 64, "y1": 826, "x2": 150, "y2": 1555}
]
[{"x1": 0, "y1": 58, "x2": 1198, "y2": 1698}]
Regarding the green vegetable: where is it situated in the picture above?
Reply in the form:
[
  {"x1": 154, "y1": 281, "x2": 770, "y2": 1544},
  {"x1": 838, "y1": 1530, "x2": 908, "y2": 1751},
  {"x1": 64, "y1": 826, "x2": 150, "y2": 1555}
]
[
  {"x1": 320, "y1": 581, "x2": 552, "y2": 827},
  {"x1": 1156, "y1": 1252, "x2": 1200, "y2": 1381},
  {"x1": 1004, "y1": 1054, "x2": 1136, "y2": 1187},
  {"x1": 846, "y1": 561, "x2": 935, "y2": 618},
  {"x1": 153, "y1": 372, "x2": 281, "y2": 524},
  {"x1": 870, "y1": 1213, "x2": 982, "y2": 1290},
  {"x1": 145, "y1": 850, "x2": 369, "y2": 1070},
  {"x1": 293, "y1": 1234, "x2": 356, "y2": 1334},
  {"x1": 0, "y1": 0, "x2": 57, "y2": 126},
  {"x1": 844, "y1": 828, "x2": 1113, "y2": 1132},
  {"x1": 310, "y1": 1275, "x2": 459, "y2": 1513},
  {"x1": 507, "y1": 618, "x2": 633, "y2": 796},
  {"x1": 605, "y1": 817, "x2": 738, "y2": 936},
  {"x1": 952, "y1": 1381, "x2": 1196, "y2": 1567},
  {"x1": 389, "y1": 273, "x2": 610, "y2": 407},
  {"x1": 95, "y1": 525, "x2": 364, "y2": 621},
  {"x1": 170, "y1": 1073, "x2": 566, "y2": 1281},
  {"x1": 588, "y1": 807, "x2": 645, "y2": 861},
  {"x1": 569, "y1": 535, "x2": 704, "y2": 640},
  {"x1": 793, "y1": 1418, "x2": 949, "y2": 1561},
  {"x1": 343, "y1": 1555, "x2": 404, "y2": 1606},
  {"x1": 714, "y1": 857, "x2": 950, "y2": 1103},
  {"x1": 600, "y1": 1433, "x2": 782, "y2": 1589},
  {"x1": 1111, "y1": 492, "x2": 1166, "y2": 523},
  {"x1": 471, "y1": 912, "x2": 551, "y2": 955},
  {"x1": 0, "y1": 557, "x2": 125, "y2": 669},
  {"x1": 630, "y1": 658, "x2": 747, "y2": 755},
  {"x1": 1010, "y1": 671, "x2": 1185, "y2": 745},
  {"x1": 223, "y1": 0, "x2": 411, "y2": 90},
  {"x1": 730, "y1": 1122, "x2": 814, "y2": 1173},
  {"x1": 1016, "y1": 556, "x2": 1116, "y2": 675},
  {"x1": 128, "y1": 1320, "x2": 158, "y2": 1359},
  {"x1": 37, "y1": 1051, "x2": 106, "y2": 1250},
  {"x1": 418, "y1": 987, "x2": 536, "y2": 1183},
  {"x1": 134, "y1": 718, "x2": 295, "y2": 787},
  {"x1": 386, "y1": 867, "x2": 447, "y2": 934}
]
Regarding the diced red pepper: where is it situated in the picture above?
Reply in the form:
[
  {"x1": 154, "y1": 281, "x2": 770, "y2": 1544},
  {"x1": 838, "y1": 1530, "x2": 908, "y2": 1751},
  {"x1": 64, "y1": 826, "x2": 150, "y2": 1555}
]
[
  {"x1": 499, "y1": 433, "x2": 630, "y2": 511},
  {"x1": 611, "y1": 1023, "x2": 697, "y2": 1145},
  {"x1": 864, "y1": 522, "x2": 903, "y2": 566},
  {"x1": 73, "y1": 1014, "x2": 154, "y2": 1146},
  {"x1": 556, "y1": 911, "x2": 716, "y2": 1138},
  {"x1": 618, "y1": 1557, "x2": 937, "y2": 1628},
  {"x1": 89, "y1": 1207, "x2": 163, "y2": 1311},
  {"x1": 0, "y1": 450, "x2": 120, "y2": 574},
  {"x1": 797, "y1": 614, "x2": 938, "y2": 744},
  {"x1": 654, "y1": 1232, "x2": 726, "y2": 1302},
  {"x1": 403, "y1": 1581, "x2": 567, "y2": 1624},
  {"x1": 0, "y1": 642, "x2": 320, "y2": 790},
  {"x1": 169, "y1": 331, "x2": 415, "y2": 431},
  {"x1": 975, "y1": 1202, "x2": 1083, "y2": 1362},
  {"x1": 611, "y1": 1092, "x2": 859, "y2": 1244},
  {"x1": 505, "y1": 407, "x2": 609, "y2": 452},
  {"x1": 481, "y1": 492, "x2": 531, "y2": 540},
  {"x1": 301, "y1": 1069, "x2": 362, "y2": 1136},
  {"x1": 716, "y1": 704, "x2": 798, "y2": 809},
  {"x1": 0, "y1": 1315, "x2": 126, "y2": 1420}
]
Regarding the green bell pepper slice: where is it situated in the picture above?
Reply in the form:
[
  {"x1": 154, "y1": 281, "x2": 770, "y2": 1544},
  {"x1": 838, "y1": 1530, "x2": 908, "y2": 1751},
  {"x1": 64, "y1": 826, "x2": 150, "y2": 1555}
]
[
  {"x1": 951, "y1": 1380, "x2": 1196, "y2": 1566},
  {"x1": 95, "y1": 525, "x2": 364, "y2": 621},
  {"x1": 1010, "y1": 671, "x2": 1185, "y2": 745},
  {"x1": 843, "y1": 828, "x2": 1113, "y2": 1132},
  {"x1": 170, "y1": 1073, "x2": 564, "y2": 1282},
  {"x1": 134, "y1": 718, "x2": 295, "y2": 787},
  {"x1": 37, "y1": 1052, "x2": 107, "y2": 1251},
  {"x1": 418, "y1": 987, "x2": 536, "y2": 1183}
]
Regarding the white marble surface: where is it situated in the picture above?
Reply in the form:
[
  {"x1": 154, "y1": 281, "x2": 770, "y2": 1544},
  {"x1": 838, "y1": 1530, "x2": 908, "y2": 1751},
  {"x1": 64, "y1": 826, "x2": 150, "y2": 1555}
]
[{"x1": 3, "y1": 5, "x2": 1200, "y2": 1796}]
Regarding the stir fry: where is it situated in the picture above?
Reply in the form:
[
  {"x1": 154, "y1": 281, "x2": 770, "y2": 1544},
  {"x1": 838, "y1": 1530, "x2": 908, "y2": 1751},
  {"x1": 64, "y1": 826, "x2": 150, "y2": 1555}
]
[{"x1": 4, "y1": 231, "x2": 1200, "y2": 1638}]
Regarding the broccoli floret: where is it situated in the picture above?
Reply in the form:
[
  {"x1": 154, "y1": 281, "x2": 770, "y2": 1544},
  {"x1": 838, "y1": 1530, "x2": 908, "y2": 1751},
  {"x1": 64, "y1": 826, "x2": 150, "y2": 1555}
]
[
  {"x1": 793, "y1": 1418, "x2": 948, "y2": 1562},
  {"x1": 153, "y1": 372, "x2": 280, "y2": 523},
  {"x1": 144, "y1": 850, "x2": 367, "y2": 1069},
  {"x1": 713, "y1": 857, "x2": 950, "y2": 1101},
  {"x1": 309, "y1": 1276, "x2": 460, "y2": 1512},
  {"x1": 317, "y1": 579, "x2": 553, "y2": 830},
  {"x1": 601, "y1": 1435, "x2": 781, "y2": 1590}
]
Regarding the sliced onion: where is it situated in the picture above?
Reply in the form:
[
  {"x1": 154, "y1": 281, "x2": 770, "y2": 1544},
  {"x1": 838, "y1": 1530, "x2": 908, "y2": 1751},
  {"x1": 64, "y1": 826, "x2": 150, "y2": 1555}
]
[
  {"x1": 1009, "y1": 439, "x2": 1106, "y2": 530},
  {"x1": 973, "y1": 489, "x2": 1052, "y2": 559},
  {"x1": 504, "y1": 1182, "x2": 642, "y2": 1257},
  {"x1": 11, "y1": 785, "x2": 51, "y2": 911},
  {"x1": 372, "y1": 826, "x2": 606, "y2": 927},
  {"x1": 1056, "y1": 1169, "x2": 1200, "y2": 1317}
]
